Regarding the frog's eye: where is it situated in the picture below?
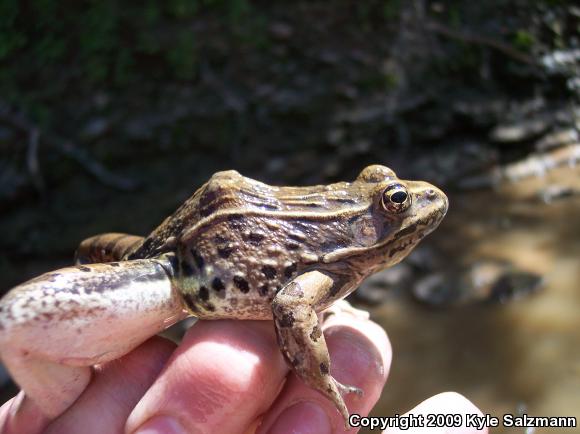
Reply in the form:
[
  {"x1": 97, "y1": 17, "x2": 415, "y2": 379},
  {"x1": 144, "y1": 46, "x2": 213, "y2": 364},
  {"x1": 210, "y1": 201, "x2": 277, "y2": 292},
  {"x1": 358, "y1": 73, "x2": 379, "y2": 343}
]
[{"x1": 382, "y1": 184, "x2": 411, "y2": 213}]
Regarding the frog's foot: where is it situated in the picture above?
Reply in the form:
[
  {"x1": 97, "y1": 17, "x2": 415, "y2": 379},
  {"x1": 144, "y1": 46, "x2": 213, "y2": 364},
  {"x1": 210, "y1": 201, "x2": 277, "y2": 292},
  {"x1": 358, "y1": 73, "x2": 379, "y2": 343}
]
[
  {"x1": 328, "y1": 378, "x2": 364, "y2": 427},
  {"x1": 272, "y1": 271, "x2": 364, "y2": 427},
  {"x1": 335, "y1": 379, "x2": 364, "y2": 397},
  {"x1": 75, "y1": 232, "x2": 144, "y2": 264},
  {"x1": 320, "y1": 299, "x2": 370, "y2": 323},
  {"x1": 0, "y1": 256, "x2": 186, "y2": 419}
]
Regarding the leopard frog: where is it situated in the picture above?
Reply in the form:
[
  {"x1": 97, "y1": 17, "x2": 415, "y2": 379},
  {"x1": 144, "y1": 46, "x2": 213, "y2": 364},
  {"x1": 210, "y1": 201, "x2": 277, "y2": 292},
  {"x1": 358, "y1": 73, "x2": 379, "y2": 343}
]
[{"x1": 0, "y1": 165, "x2": 448, "y2": 425}]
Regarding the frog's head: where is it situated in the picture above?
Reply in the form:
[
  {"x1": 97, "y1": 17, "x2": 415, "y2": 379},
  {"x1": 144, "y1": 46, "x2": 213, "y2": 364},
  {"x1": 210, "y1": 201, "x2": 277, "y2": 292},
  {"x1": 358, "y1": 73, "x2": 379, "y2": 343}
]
[{"x1": 323, "y1": 165, "x2": 448, "y2": 270}]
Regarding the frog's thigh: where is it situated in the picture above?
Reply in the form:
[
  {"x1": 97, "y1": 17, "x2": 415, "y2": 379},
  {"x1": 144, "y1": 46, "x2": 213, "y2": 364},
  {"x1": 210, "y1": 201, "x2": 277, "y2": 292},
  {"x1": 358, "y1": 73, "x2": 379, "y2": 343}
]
[
  {"x1": 272, "y1": 270, "x2": 363, "y2": 425},
  {"x1": 0, "y1": 259, "x2": 186, "y2": 418}
]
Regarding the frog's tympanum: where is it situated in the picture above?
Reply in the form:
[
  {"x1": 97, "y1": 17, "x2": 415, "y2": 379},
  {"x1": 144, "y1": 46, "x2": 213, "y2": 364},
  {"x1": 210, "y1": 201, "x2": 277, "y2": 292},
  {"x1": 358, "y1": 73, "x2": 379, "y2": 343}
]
[{"x1": 0, "y1": 165, "x2": 448, "y2": 425}]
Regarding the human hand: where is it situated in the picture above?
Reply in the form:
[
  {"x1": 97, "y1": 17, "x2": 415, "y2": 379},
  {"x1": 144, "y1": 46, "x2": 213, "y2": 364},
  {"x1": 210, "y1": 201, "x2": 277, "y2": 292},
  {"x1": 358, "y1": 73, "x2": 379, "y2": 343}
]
[{"x1": 0, "y1": 306, "x2": 486, "y2": 434}]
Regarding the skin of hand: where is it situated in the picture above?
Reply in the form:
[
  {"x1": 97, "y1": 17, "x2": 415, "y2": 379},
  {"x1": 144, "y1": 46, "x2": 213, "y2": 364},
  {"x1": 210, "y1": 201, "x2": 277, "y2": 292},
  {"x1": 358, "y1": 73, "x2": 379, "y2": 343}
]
[{"x1": 0, "y1": 309, "x2": 488, "y2": 434}]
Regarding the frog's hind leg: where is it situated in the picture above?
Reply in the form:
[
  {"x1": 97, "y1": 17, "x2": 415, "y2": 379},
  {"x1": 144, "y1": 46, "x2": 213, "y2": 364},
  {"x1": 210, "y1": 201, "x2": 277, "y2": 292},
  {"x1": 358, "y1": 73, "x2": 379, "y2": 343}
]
[
  {"x1": 272, "y1": 271, "x2": 363, "y2": 427},
  {"x1": 0, "y1": 257, "x2": 187, "y2": 419},
  {"x1": 75, "y1": 233, "x2": 144, "y2": 264}
]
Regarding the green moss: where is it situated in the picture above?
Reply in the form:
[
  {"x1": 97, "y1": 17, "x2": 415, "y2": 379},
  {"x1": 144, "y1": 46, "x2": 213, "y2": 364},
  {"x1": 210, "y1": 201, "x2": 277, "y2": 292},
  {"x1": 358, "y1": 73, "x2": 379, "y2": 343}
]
[
  {"x1": 167, "y1": 0, "x2": 199, "y2": 19},
  {"x1": 166, "y1": 29, "x2": 198, "y2": 80},
  {"x1": 513, "y1": 30, "x2": 536, "y2": 51},
  {"x1": 0, "y1": 0, "x2": 25, "y2": 60},
  {"x1": 383, "y1": 0, "x2": 402, "y2": 20}
]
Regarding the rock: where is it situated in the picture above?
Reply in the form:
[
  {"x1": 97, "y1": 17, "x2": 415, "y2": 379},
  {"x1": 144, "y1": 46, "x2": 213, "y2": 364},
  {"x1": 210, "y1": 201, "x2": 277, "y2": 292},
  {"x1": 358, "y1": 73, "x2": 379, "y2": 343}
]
[
  {"x1": 269, "y1": 22, "x2": 294, "y2": 40},
  {"x1": 80, "y1": 117, "x2": 110, "y2": 140},
  {"x1": 354, "y1": 264, "x2": 413, "y2": 305},
  {"x1": 411, "y1": 259, "x2": 544, "y2": 306},
  {"x1": 490, "y1": 116, "x2": 551, "y2": 143},
  {"x1": 326, "y1": 128, "x2": 345, "y2": 146},
  {"x1": 537, "y1": 184, "x2": 580, "y2": 203},
  {"x1": 535, "y1": 128, "x2": 578, "y2": 151}
]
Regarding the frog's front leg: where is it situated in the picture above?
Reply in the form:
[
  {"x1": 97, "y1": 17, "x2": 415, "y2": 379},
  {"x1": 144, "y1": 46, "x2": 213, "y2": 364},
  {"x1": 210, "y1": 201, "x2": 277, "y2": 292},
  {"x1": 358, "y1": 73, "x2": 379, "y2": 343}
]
[
  {"x1": 0, "y1": 257, "x2": 187, "y2": 419},
  {"x1": 272, "y1": 270, "x2": 363, "y2": 425}
]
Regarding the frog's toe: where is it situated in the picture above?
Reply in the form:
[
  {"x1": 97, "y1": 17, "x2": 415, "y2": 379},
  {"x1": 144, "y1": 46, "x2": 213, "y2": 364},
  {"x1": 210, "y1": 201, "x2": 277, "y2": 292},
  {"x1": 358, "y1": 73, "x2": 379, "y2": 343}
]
[
  {"x1": 320, "y1": 299, "x2": 370, "y2": 322},
  {"x1": 334, "y1": 378, "x2": 364, "y2": 397}
]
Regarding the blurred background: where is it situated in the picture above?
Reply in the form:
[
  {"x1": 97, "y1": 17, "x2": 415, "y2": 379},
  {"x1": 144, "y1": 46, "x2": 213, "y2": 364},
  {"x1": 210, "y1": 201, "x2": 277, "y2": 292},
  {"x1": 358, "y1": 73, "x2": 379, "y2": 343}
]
[{"x1": 0, "y1": 1, "x2": 579, "y2": 432}]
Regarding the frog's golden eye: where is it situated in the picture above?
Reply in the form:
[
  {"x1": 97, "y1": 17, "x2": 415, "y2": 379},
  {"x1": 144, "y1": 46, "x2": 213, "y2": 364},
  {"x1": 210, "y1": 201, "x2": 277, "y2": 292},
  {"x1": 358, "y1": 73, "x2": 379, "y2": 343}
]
[{"x1": 382, "y1": 184, "x2": 411, "y2": 213}]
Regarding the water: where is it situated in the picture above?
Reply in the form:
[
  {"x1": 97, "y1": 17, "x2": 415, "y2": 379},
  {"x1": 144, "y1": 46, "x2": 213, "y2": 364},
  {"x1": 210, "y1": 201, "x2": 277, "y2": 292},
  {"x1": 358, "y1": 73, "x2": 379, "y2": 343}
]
[{"x1": 366, "y1": 164, "x2": 580, "y2": 433}]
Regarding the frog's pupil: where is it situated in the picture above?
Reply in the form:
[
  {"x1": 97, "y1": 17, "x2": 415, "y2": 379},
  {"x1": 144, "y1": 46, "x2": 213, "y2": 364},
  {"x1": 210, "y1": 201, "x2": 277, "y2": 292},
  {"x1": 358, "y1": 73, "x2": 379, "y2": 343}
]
[{"x1": 391, "y1": 191, "x2": 407, "y2": 204}]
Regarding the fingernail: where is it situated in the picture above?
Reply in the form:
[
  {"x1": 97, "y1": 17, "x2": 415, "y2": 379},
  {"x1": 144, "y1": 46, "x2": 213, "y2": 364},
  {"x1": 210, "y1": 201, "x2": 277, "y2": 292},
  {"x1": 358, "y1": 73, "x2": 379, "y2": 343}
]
[
  {"x1": 269, "y1": 402, "x2": 332, "y2": 434},
  {"x1": 134, "y1": 416, "x2": 187, "y2": 434}
]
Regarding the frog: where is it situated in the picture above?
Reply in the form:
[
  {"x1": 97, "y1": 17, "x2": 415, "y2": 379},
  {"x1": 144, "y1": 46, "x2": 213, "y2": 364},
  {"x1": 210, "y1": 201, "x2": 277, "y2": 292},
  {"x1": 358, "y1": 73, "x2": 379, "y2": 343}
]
[{"x1": 0, "y1": 164, "x2": 448, "y2": 426}]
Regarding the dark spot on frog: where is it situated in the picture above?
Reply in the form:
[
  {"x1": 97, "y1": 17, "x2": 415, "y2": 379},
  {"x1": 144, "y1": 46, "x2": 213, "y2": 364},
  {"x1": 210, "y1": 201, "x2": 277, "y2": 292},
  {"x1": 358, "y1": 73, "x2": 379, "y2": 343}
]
[
  {"x1": 109, "y1": 262, "x2": 120, "y2": 267},
  {"x1": 212, "y1": 277, "x2": 225, "y2": 291},
  {"x1": 77, "y1": 266, "x2": 91, "y2": 272},
  {"x1": 292, "y1": 357, "x2": 301, "y2": 367},
  {"x1": 167, "y1": 254, "x2": 179, "y2": 271},
  {"x1": 47, "y1": 273, "x2": 60, "y2": 282},
  {"x1": 261, "y1": 265, "x2": 277, "y2": 279},
  {"x1": 214, "y1": 234, "x2": 227, "y2": 244},
  {"x1": 180, "y1": 260, "x2": 195, "y2": 277},
  {"x1": 292, "y1": 221, "x2": 312, "y2": 233},
  {"x1": 286, "y1": 242, "x2": 300, "y2": 251},
  {"x1": 205, "y1": 303, "x2": 215, "y2": 312},
  {"x1": 182, "y1": 293, "x2": 201, "y2": 314},
  {"x1": 141, "y1": 237, "x2": 154, "y2": 251},
  {"x1": 199, "y1": 286, "x2": 209, "y2": 301},
  {"x1": 191, "y1": 249, "x2": 205, "y2": 269},
  {"x1": 258, "y1": 284, "x2": 269, "y2": 296},
  {"x1": 389, "y1": 240, "x2": 412, "y2": 258},
  {"x1": 233, "y1": 276, "x2": 250, "y2": 293},
  {"x1": 279, "y1": 311, "x2": 295, "y2": 327},
  {"x1": 217, "y1": 245, "x2": 233, "y2": 259},
  {"x1": 334, "y1": 197, "x2": 357, "y2": 204},
  {"x1": 319, "y1": 362, "x2": 329, "y2": 375},
  {"x1": 228, "y1": 214, "x2": 244, "y2": 224},
  {"x1": 199, "y1": 191, "x2": 219, "y2": 217},
  {"x1": 327, "y1": 281, "x2": 344, "y2": 298},
  {"x1": 303, "y1": 202, "x2": 321, "y2": 208},
  {"x1": 248, "y1": 232, "x2": 265, "y2": 244},
  {"x1": 310, "y1": 325, "x2": 322, "y2": 342},
  {"x1": 284, "y1": 263, "x2": 297, "y2": 279},
  {"x1": 275, "y1": 285, "x2": 282, "y2": 293},
  {"x1": 393, "y1": 222, "x2": 418, "y2": 240}
]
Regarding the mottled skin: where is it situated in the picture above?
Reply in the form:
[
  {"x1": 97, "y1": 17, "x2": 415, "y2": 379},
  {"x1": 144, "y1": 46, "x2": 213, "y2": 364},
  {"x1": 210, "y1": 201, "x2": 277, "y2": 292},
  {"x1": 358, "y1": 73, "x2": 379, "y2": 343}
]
[{"x1": 0, "y1": 165, "x2": 448, "y2": 425}]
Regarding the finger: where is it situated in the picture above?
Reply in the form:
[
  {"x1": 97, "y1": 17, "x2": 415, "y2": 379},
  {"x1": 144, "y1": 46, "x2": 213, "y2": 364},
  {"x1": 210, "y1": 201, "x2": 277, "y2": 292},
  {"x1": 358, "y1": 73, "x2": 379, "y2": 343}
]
[
  {"x1": 45, "y1": 336, "x2": 176, "y2": 434},
  {"x1": 125, "y1": 320, "x2": 289, "y2": 434},
  {"x1": 382, "y1": 392, "x2": 488, "y2": 434},
  {"x1": 257, "y1": 315, "x2": 391, "y2": 434},
  {"x1": 0, "y1": 392, "x2": 51, "y2": 434}
]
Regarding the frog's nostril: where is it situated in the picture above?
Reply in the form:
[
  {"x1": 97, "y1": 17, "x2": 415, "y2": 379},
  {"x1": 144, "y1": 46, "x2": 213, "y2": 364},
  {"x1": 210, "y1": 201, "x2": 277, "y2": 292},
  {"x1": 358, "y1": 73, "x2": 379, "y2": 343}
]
[{"x1": 425, "y1": 189, "x2": 436, "y2": 199}]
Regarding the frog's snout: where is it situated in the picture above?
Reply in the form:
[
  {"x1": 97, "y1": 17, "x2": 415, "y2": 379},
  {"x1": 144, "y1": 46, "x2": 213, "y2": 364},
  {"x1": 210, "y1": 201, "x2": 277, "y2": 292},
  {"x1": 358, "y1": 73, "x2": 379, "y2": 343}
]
[
  {"x1": 411, "y1": 181, "x2": 448, "y2": 216},
  {"x1": 428, "y1": 185, "x2": 449, "y2": 217}
]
